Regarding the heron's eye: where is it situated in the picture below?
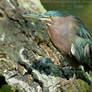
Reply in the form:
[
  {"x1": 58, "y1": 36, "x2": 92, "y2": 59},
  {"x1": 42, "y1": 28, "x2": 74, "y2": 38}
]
[
  {"x1": 49, "y1": 16, "x2": 54, "y2": 21},
  {"x1": 50, "y1": 16, "x2": 53, "y2": 18}
]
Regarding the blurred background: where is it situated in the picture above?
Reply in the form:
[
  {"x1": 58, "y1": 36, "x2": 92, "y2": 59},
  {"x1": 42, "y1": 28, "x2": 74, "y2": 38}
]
[{"x1": 41, "y1": 0, "x2": 92, "y2": 33}]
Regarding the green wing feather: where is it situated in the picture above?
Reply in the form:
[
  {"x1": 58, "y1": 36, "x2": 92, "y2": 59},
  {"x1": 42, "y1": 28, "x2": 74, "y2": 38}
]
[
  {"x1": 71, "y1": 17, "x2": 92, "y2": 69},
  {"x1": 74, "y1": 16, "x2": 92, "y2": 39}
]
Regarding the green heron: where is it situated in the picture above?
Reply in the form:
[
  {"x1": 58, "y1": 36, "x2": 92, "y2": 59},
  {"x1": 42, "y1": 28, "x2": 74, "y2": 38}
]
[{"x1": 23, "y1": 11, "x2": 92, "y2": 84}]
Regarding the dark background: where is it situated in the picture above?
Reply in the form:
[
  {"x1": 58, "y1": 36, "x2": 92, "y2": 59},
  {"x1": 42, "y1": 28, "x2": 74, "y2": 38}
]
[{"x1": 41, "y1": 0, "x2": 92, "y2": 33}]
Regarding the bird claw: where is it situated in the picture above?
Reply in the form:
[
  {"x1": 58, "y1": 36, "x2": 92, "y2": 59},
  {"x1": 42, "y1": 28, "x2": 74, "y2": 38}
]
[
  {"x1": 61, "y1": 80, "x2": 74, "y2": 86},
  {"x1": 60, "y1": 73, "x2": 76, "y2": 87}
]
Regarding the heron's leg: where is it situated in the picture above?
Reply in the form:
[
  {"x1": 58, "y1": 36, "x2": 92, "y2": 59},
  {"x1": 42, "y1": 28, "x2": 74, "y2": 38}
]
[{"x1": 78, "y1": 65, "x2": 92, "y2": 85}]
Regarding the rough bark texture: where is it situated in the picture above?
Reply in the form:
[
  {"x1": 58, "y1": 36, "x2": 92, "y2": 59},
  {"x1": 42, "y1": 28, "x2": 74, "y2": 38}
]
[{"x1": 0, "y1": 0, "x2": 92, "y2": 92}]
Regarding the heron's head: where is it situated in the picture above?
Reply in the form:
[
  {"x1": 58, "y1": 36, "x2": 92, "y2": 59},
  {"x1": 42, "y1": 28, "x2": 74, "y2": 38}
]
[{"x1": 23, "y1": 11, "x2": 70, "y2": 26}]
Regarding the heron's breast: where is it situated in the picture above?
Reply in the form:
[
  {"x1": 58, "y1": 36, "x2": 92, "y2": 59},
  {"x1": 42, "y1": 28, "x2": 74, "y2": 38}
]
[{"x1": 47, "y1": 23, "x2": 71, "y2": 55}]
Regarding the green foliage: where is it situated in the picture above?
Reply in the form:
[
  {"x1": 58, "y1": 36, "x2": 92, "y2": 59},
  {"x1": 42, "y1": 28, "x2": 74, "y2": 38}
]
[{"x1": 0, "y1": 85, "x2": 12, "y2": 92}]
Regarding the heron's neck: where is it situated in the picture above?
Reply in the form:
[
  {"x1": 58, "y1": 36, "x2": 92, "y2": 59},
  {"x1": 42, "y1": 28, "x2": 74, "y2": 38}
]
[{"x1": 53, "y1": 16, "x2": 73, "y2": 24}]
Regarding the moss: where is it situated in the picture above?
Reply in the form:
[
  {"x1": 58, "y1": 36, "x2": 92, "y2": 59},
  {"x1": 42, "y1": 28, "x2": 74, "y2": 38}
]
[
  {"x1": 0, "y1": 85, "x2": 12, "y2": 92},
  {"x1": 62, "y1": 79, "x2": 89, "y2": 92}
]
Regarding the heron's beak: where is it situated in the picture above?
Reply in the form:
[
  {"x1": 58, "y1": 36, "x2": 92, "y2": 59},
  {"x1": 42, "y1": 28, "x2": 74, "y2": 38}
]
[
  {"x1": 23, "y1": 14, "x2": 44, "y2": 19},
  {"x1": 23, "y1": 14, "x2": 53, "y2": 24}
]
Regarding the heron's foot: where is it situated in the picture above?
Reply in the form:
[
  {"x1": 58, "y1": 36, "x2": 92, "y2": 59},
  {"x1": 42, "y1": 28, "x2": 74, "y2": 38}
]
[
  {"x1": 61, "y1": 80, "x2": 73, "y2": 87},
  {"x1": 60, "y1": 73, "x2": 76, "y2": 87}
]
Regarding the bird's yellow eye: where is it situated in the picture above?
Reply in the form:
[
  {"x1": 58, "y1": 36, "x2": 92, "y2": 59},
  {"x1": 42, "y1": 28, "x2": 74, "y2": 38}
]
[
  {"x1": 50, "y1": 16, "x2": 53, "y2": 19},
  {"x1": 49, "y1": 16, "x2": 54, "y2": 21}
]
